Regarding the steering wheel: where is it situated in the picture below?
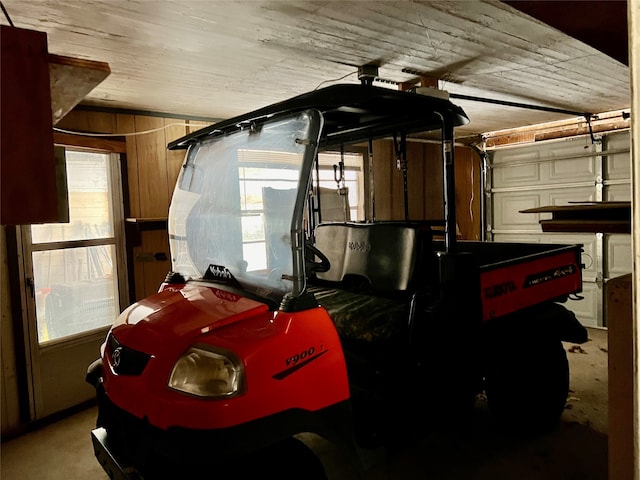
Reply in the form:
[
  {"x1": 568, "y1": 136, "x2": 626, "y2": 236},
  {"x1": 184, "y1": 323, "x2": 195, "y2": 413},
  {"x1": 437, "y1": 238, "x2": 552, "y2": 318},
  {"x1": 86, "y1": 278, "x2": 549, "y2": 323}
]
[{"x1": 305, "y1": 242, "x2": 330, "y2": 273}]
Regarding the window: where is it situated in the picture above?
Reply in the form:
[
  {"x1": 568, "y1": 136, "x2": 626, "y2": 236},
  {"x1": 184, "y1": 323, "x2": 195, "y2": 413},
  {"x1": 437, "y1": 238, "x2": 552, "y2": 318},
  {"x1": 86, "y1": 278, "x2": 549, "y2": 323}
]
[
  {"x1": 237, "y1": 155, "x2": 300, "y2": 272},
  {"x1": 315, "y1": 150, "x2": 365, "y2": 222},
  {"x1": 29, "y1": 150, "x2": 125, "y2": 343}
]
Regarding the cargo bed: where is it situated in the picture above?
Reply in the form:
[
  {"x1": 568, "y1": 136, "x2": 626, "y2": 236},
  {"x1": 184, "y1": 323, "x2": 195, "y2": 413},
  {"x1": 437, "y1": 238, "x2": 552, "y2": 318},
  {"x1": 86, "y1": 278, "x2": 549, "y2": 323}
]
[
  {"x1": 454, "y1": 241, "x2": 583, "y2": 321},
  {"x1": 310, "y1": 224, "x2": 583, "y2": 342}
]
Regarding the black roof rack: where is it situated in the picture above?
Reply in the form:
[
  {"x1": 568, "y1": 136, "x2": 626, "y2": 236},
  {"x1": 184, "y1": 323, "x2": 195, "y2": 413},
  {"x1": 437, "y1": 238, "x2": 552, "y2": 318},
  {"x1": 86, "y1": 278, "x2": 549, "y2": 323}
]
[{"x1": 168, "y1": 83, "x2": 469, "y2": 150}]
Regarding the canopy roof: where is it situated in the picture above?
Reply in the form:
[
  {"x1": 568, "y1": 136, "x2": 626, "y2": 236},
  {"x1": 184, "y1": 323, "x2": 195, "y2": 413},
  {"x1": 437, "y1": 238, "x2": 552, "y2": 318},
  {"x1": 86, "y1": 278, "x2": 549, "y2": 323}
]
[{"x1": 169, "y1": 84, "x2": 470, "y2": 150}]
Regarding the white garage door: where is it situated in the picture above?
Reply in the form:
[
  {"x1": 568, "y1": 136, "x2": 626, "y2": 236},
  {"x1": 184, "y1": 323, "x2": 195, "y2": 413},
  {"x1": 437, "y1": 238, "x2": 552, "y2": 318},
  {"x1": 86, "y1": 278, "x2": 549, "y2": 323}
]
[{"x1": 487, "y1": 131, "x2": 631, "y2": 328}]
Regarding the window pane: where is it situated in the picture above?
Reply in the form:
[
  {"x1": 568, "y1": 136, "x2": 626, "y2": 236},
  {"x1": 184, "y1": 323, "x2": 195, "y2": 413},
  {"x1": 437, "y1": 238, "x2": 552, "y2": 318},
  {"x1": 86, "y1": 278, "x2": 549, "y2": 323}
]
[
  {"x1": 241, "y1": 214, "x2": 265, "y2": 242},
  {"x1": 242, "y1": 242, "x2": 267, "y2": 271},
  {"x1": 316, "y1": 151, "x2": 364, "y2": 221},
  {"x1": 31, "y1": 151, "x2": 114, "y2": 243},
  {"x1": 33, "y1": 245, "x2": 119, "y2": 343}
]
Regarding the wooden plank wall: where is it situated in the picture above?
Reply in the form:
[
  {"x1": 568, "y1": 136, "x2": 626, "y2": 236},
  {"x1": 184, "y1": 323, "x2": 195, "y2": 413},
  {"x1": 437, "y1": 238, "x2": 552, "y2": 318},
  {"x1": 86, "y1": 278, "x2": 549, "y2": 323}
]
[
  {"x1": 56, "y1": 109, "x2": 211, "y2": 301},
  {"x1": 371, "y1": 139, "x2": 481, "y2": 240},
  {"x1": 454, "y1": 146, "x2": 482, "y2": 240},
  {"x1": 1, "y1": 227, "x2": 20, "y2": 437}
]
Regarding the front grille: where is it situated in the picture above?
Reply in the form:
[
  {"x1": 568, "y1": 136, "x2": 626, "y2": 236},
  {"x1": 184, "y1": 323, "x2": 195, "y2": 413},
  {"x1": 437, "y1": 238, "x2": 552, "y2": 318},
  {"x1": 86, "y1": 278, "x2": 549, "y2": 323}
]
[{"x1": 107, "y1": 334, "x2": 151, "y2": 375}]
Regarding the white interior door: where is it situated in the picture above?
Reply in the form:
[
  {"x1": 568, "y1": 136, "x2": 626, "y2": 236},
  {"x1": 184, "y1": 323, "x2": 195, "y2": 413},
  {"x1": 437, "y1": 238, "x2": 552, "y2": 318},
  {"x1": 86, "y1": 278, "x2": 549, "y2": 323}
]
[{"x1": 20, "y1": 149, "x2": 127, "y2": 419}]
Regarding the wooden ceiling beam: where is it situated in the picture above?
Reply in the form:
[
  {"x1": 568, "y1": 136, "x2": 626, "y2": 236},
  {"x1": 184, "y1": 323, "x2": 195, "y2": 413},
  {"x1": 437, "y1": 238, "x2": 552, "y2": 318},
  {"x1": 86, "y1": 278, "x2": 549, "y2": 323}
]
[{"x1": 502, "y1": 0, "x2": 628, "y2": 66}]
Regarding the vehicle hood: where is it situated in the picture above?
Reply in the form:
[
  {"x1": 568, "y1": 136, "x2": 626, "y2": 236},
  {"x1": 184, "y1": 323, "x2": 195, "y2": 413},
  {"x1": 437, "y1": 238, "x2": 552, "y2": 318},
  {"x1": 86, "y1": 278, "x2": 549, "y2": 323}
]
[{"x1": 110, "y1": 283, "x2": 271, "y2": 353}]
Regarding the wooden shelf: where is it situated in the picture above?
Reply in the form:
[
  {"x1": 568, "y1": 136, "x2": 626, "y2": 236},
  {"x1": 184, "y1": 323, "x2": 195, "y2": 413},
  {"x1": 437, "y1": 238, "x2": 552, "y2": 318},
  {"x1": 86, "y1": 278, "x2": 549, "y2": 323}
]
[
  {"x1": 125, "y1": 217, "x2": 168, "y2": 231},
  {"x1": 520, "y1": 202, "x2": 631, "y2": 233},
  {"x1": 126, "y1": 217, "x2": 168, "y2": 223},
  {"x1": 49, "y1": 53, "x2": 111, "y2": 125},
  {"x1": 537, "y1": 219, "x2": 630, "y2": 233},
  {"x1": 125, "y1": 218, "x2": 168, "y2": 247}
]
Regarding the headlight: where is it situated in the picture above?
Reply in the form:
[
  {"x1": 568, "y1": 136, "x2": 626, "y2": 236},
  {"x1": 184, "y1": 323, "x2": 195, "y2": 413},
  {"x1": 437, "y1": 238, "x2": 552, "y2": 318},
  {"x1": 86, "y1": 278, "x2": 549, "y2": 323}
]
[{"x1": 168, "y1": 345, "x2": 244, "y2": 398}]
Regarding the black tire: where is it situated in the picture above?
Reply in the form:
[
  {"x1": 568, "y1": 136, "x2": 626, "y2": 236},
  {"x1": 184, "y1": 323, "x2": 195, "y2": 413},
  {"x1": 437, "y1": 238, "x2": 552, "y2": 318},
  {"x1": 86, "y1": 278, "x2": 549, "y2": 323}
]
[
  {"x1": 241, "y1": 437, "x2": 327, "y2": 480},
  {"x1": 484, "y1": 338, "x2": 569, "y2": 434},
  {"x1": 143, "y1": 437, "x2": 326, "y2": 479}
]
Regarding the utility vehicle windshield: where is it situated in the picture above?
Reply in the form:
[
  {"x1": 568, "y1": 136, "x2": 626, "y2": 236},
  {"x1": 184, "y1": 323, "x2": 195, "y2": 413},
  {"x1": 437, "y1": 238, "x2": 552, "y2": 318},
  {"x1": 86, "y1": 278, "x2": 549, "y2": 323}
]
[{"x1": 168, "y1": 110, "x2": 322, "y2": 303}]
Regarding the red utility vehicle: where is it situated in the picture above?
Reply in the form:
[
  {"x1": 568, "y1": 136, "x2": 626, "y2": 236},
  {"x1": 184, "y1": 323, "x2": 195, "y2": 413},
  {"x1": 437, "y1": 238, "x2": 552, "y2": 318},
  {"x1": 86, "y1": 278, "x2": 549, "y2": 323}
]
[{"x1": 87, "y1": 83, "x2": 587, "y2": 479}]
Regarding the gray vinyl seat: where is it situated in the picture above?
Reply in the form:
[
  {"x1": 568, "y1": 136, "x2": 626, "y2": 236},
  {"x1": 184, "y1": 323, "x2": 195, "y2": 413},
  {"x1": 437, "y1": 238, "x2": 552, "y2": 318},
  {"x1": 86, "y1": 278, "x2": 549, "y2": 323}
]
[{"x1": 308, "y1": 222, "x2": 433, "y2": 345}]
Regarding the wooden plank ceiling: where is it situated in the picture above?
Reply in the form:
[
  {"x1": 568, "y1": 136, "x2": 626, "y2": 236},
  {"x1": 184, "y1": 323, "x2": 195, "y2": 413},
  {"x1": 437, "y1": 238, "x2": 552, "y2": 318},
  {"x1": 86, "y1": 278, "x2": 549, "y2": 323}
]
[
  {"x1": 503, "y1": 0, "x2": 628, "y2": 67},
  {"x1": 1, "y1": 0, "x2": 630, "y2": 141}
]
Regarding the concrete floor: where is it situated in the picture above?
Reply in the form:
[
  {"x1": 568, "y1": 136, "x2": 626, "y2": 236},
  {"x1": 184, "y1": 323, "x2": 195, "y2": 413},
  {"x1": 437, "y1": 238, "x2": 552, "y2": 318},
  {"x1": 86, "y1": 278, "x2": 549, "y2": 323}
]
[{"x1": 1, "y1": 327, "x2": 608, "y2": 479}]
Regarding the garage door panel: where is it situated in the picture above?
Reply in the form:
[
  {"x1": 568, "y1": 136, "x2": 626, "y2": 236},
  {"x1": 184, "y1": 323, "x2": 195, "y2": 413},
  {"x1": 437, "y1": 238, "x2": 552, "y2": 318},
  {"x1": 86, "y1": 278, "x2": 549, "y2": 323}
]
[
  {"x1": 493, "y1": 163, "x2": 541, "y2": 187},
  {"x1": 492, "y1": 232, "x2": 597, "y2": 280},
  {"x1": 493, "y1": 193, "x2": 542, "y2": 229},
  {"x1": 493, "y1": 186, "x2": 596, "y2": 230},
  {"x1": 540, "y1": 136, "x2": 594, "y2": 156},
  {"x1": 548, "y1": 186, "x2": 596, "y2": 206},
  {"x1": 605, "y1": 183, "x2": 631, "y2": 201},
  {"x1": 607, "y1": 154, "x2": 631, "y2": 180},
  {"x1": 606, "y1": 234, "x2": 632, "y2": 278},
  {"x1": 492, "y1": 233, "x2": 542, "y2": 243},
  {"x1": 492, "y1": 148, "x2": 541, "y2": 166},
  {"x1": 546, "y1": 155, "x2": 597, "y2": 183},
  {"x1": 493, "y1": 136, "x2": 594, "y2": 164},
  {"x1": 564, "y1": 282, "x2": 599, "y2": 328},
  {"x1": 605, "y1": 131, "x2": 631, "y2": 180},
  {"x1": 492, "y1": 156, "x2": 596, "y2": 187},
  {"x1": 493, "y1": 136, "x2": 596, "y2": 186},
  {"x1": 606, "y1": 130, "x2": 630, "y2": 150}
]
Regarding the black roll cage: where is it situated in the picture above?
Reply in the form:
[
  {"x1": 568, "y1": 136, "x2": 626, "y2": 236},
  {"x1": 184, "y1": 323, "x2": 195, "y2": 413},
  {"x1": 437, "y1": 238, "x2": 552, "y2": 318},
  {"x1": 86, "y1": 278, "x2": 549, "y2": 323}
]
[{"x1": 169, "y1": 83, "x2": 470, "y2": 254}]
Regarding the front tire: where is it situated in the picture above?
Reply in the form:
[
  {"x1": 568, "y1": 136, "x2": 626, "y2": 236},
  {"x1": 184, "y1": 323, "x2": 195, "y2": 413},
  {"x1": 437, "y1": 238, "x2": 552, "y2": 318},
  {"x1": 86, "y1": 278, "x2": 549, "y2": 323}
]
[
  {"x1": 243, "y1": 437, "x2": 327, "y2": 480},
  {"x1": 484, "y1": 337, "x2": 569, "y2": 434}
]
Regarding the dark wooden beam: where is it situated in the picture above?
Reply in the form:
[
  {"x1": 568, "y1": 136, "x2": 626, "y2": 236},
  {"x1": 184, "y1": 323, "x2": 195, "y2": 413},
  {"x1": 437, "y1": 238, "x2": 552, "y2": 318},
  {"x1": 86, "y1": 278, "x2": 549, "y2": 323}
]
[{"x1": 503, "y1": 1, "x2": 628, "y2": 66}]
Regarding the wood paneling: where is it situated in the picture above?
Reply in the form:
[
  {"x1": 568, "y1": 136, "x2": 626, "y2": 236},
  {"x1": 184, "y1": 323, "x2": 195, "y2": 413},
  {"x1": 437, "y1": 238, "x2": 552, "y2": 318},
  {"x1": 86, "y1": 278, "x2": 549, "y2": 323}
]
[
  {"x1": 84, "y1": 111, "x2": 117, "y2": 134},
  {"x1": 371, "y1": 140, "x2": 393, "y2": 221},
  {"x1": 187, "y1": 120, "x2": 212, "y2": 135},
  {"x1": 164, "y1": 118, "x2": 188, "y2": 199},
  {"x1": 115, "y1": 114, "x2": 140, "y2": 217},
  {"x1": 369, "y1": 139, "x2": 479, "y2": 239},
  {"x1": 422, "y1": 142, "x2": 444, "y2": 221},
  {"x1": 503, "y1": 0, "x2": 628, "y2": 66},
  {"x1": 53, "y1": 132, "x2": 126, "y2": 153},
  {"x1": 56, "y1": 109, "x2": 91, "y2": 132},
  {"x1": 390, "y1": 144, "x2": 405, "y2": 221},
  {"x1": 137, "y1": 230, "x2": 171, "y2": 299},
  {"x1": 406, "y1": 141, "x2": 425, "y2": 220},
  {"x1": 134, "y1": 116, "x2": 170, "y2": 218},
  {"x1": 1, "y1": 227, "x2": 20, "y2": 437},
  {"x1": 454, "y1": 147, "x2": 481, "y2": 240}
]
